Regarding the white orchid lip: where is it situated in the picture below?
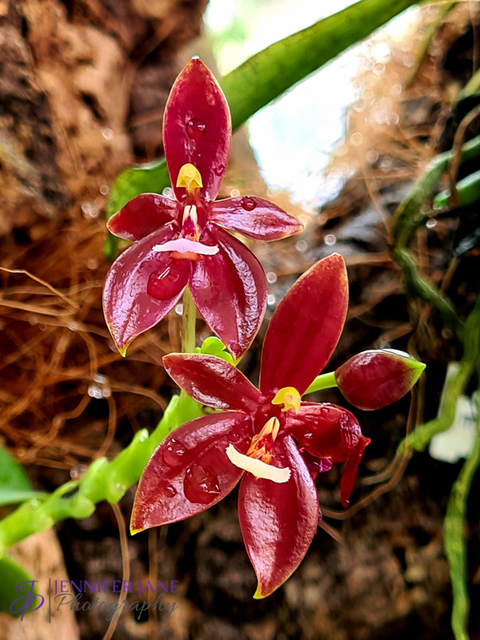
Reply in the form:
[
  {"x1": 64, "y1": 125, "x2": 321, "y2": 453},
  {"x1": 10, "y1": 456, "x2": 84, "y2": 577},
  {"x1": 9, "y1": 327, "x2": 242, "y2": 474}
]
[
  {"x1": 152, "y1": 238, "x2": 219, "y2": 255},
  {"x1": 226, "y1": 444, "x2": 291, "y2": 483}
]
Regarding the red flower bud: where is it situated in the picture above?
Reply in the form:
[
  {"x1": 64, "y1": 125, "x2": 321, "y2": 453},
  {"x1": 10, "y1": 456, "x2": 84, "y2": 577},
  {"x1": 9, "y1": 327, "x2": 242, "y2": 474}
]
[{"x1": 335, "y1": 349, "x2": 425, "y2": 411}]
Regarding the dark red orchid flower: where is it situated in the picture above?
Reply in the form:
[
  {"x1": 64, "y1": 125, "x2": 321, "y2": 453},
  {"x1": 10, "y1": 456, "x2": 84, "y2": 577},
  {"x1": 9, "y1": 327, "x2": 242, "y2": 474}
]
[
  {"x1": 103, "y1": 58, "x2": 302, "y2": 357},
  {"x1": 132, "y1": 254, "x2": 375, "y2": 597}
]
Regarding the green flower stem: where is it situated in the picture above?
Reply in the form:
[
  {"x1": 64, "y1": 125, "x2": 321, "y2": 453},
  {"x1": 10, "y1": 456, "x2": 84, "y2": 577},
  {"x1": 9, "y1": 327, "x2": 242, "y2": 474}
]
[
  {"x1": 304, "y1": 371, "x2": 338, "y2": 395},
  {"x1": 181, "y1": 286, "x2": 196, "y2": 354},
  {"x1": 444, "y1": 385, "x2": 480, "y2": 640}
]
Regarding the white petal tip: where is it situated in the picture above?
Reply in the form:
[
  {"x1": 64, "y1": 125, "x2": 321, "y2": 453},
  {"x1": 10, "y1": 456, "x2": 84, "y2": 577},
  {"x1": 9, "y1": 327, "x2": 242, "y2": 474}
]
[{"x1": 226, "y1": 444, "x2": 290, "y2": 483}]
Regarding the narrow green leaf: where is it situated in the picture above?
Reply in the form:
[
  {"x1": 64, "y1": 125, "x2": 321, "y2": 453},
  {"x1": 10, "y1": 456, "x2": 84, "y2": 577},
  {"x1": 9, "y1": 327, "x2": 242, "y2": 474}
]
[
  {"x1": 0, "y1": 556, "x2": 41, "y2": 617},
  {"x1": 0, "y1": 446, "x2": 32, "y2": 493}
]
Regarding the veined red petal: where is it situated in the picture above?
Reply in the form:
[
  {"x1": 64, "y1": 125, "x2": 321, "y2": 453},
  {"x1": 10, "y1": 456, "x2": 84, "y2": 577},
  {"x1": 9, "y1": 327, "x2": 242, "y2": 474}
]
[
  {"x1": 260, "y1": 253, "x2": 348, "y2": 395},
  {"x1": 190, "y1": 224, "x2": 267, "y2": 360},
  {"x1": 164, "y1": 353, "x2": 264, "y2": 413},
  {"x1": 131, "y1": 413, "x2": 252, "y2": 532},
  {"x1": 286, "y1": 402, "x2": 370, "y2": 507},
  {"x1": 107, "y1": 194, "x2": 178, "y2": 241},
  {"x1": 335, "y1": 349, "x2": 426, "y2": 411},
  {"x1": 103, "y1": 225, "x2": 188, "y2": 355},
  {"x1": 210, "y1": 196, "x2": 303, "y2": 241},
  {"x1": 238, "y1": 435, "x2": 318, "y2": 598},
  {"x1": 163, "y1": 58, "x2": 231, "y2": 203}
]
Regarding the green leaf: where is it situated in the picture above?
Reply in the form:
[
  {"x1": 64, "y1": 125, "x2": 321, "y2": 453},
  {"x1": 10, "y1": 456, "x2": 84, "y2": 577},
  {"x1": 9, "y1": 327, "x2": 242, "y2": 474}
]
[
  {"x1": 0, "y1": 446, "x2": 32, "y2": 493},
  {"x1": 0, "y1": 556, "x2": 42, "y2": 617},
  {"x1": 105, "y1": 0, "x2": 420, "y2": 260}
]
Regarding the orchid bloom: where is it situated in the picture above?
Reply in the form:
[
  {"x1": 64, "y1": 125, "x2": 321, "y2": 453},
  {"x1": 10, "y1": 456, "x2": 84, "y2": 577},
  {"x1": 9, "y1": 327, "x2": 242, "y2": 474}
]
[
  {"x1": 131, "y1": 254, "x2": 373, "y2": 597},
  {"x1": 103, "y1": 58, "x2": 302, "y2": 357}
]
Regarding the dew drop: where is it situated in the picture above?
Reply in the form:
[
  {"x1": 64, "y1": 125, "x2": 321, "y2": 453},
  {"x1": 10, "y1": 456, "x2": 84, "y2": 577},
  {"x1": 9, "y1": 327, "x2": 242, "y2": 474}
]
[
  {"x1": 304, "y1": 432, "x2": 313, "y2": 440},
  {"x1": 99, "y1": 184, "x2": 109, "y2": 196},
  {"x1": 147, "y1": 264, "x2": 188, "y2": 300},
  {"x1": 230, "y1": 189, "x2": 240, "y2": 197},
  {"x1": 102, "y1": 127, "x2": 114, "y2": 140},
  {"x1": 214, "y1": 164, "x2": 225, "y2": 176},
  {"x1": 88, "y1": 383, "x2": 103, "y2": 399},
  {"x1": 163, "y1": 484, "x2": 177, "y2": 498},
  {"x1": 267, "y1": 294, "x2": 276, "y2": 307},
  {"x1": 186, "y1": 117, "x2": 206, "y2": 140},
  {"x1": 241, "y1": 196, "x2": 256, "y2": 211},
  {"x1": 426, "y1": 218, "x2": 437, "y2": 229},
  {"x1": 295, "y1": 240, "x2": 307, "y2": 253},
  {"x1": 184, "y1": 464, "x2": 220, "y2": 504},
  {"x1": 324, "y1": 234, "x2": 336, "y2": 247},
  {"x1": 266, "y1": 272, "x2": 277, "y2": 284},
  {"x1": 175, "y1": 304, "x2": 183, "y2": 316},
  {"x1": 162, "y1": 438, "x2": 187, "y2": 466}
]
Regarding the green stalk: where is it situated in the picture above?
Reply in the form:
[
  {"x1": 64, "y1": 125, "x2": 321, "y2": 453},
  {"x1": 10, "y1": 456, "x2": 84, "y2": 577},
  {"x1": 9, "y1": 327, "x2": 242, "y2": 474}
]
[{"x1": 304, "y1": 371, "x2": 338, "y2": 394}]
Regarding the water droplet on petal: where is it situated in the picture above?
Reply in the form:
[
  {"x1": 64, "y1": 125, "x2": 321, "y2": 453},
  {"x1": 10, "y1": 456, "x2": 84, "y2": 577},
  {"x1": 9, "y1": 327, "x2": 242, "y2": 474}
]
[
  {"x1": 241, "y1": 196, "x2": 256, "y2": 211},
  {"x1": 186, "y1": 117, "x2": 206, "y2": 139},
  {"x1": 162, "y1": 438, "x2": 187, "y2": 466},
  {"x1": 214, "y1": 164, "x2": 225, "y2": 177},
  {"x1": 304, "y1": 432, "x2": 313, "y2": 440},
  {"x1": 184, "y1": 464, "x2": 220, "y2": 504},
  {"x1": 163, "y1": 484, "x2": 177, "y2": 498},
  {"x1": 426, "y1": 218, "x2": 437, "y2": 229},
  {"x1": 147, "y1": 263, "x2": 188, "y2": 300}
]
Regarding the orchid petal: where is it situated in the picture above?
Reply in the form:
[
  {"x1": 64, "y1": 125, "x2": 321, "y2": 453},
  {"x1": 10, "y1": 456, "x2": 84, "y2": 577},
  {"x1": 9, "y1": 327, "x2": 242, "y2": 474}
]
[
  {"x1": 286, "y1": 402, "x2": 370, "y2": 507},
  {"x1": 103, "y1": 224, "x2": 189, "y2": 355},
  {"x1": 163, "y1": 58, "x2": 231, "y2": 203},
  {"x1": 131, "y1": 413, "x2": 252, "y2": 532},
  {"x1": 210, "y1": 197, "x2": 303, "y2": 241},
  {"x1": 190, "y1": 224, "x2": 267, "y2": 359},
  {"x1": 163, "y1": 353, "x2": 264, "y2": 412},
  {"x1": 238, "y1": 435, "x2": 319, "y2": 598},
  {"x1": 260, "y1": 253, "x2": 348, "y2": 395},
  {"x1": 335, "y1": 349, "x2": 426, "y2": 411},
  {"x1": 107, "y1": 194, "x2": 178, "y2": 241}
]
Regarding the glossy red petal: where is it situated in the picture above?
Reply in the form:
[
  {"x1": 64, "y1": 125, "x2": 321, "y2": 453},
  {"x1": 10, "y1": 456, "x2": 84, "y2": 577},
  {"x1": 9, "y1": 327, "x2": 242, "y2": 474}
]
[
  {"x1": 163, "y1": 58, "x2": 231, "y2": 203},
  {"x1": 210, "y1": 196, "x2": 303, "y2": 241},
  {"x1": 103, "y1": 225, "x2": 189, "y2": 355},
  {"x1": 189, "y1": 224, "x2": 267, "y2": 360},
  {"x1": 286, "y1": 403, "x2": 370, "y2": 507},
  {"x1": 238, "y1": 435, "x2": 319, "y2": 598},
  {"x1": 164, "y1": 353, "x2": 264, "y2": 413},
  {"x1": 107, "y1": 194, "x2": 178, "y2": 241},
  {"x1": 131, "y1": 413, "x2": 252, "y2": 532},
  {"x1": 260, "y1": 253, "x2": 348, "y2": 395},
  {"x1": 335, "y1": 349, "x2": 426, "y2": 411}
]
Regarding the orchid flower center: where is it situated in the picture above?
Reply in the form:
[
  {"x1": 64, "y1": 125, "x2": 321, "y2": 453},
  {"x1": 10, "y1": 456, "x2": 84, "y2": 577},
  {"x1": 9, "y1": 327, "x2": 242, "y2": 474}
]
[
  {"x1": 226, "y1": 417, "x2": 291, "y2": 483},
  {"x1": 271, "y1": 386, "x2": 301, "y2": 414},
  {"x1": 176, "y1": 163, "x2": 203, "y2": 193}
]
